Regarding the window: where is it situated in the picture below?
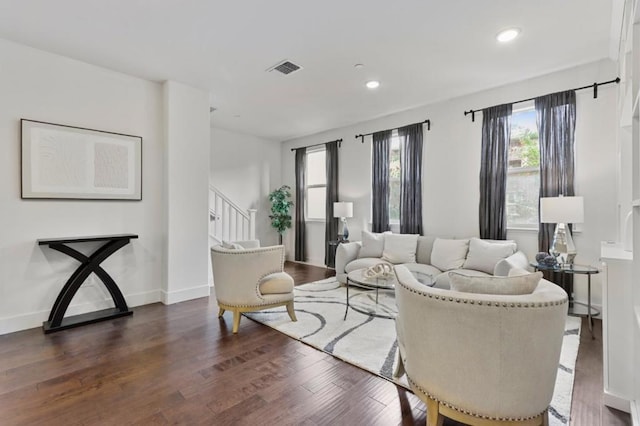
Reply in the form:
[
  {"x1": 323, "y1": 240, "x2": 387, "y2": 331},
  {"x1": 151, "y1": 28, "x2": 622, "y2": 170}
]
[
  {"x1": 506, "y1": 106, "x2": 540, "y2": 229},
  {"x1": 389, "y1": 133, "x2": 401, "y2": 223},
  {"x1": 306, "y1": 149, "x2": 326, "y2": 220}
]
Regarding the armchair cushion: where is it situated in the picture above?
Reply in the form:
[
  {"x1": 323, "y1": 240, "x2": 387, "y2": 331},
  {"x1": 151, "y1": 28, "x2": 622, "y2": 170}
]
[
  {"x1": 430, "y1": 238, "x2": 469, "y2": 271},
  {"x1": 259, "y1": 272, "x2": 294, "y2": 295},
  {"x1": 462, "y1": 237, "x2": 517, "y2": 274},
  {"x1": 449, "y1": 270, "x2": 542, "y2": 295},
  {"x1": 382, "y1": 233, "x2": 418, "y2": 264}
]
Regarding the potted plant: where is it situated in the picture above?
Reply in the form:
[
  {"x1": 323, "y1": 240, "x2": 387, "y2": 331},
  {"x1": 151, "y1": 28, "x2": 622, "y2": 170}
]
[{"x1": 268, "y1": 185, "x2": 294, "y2": 244}]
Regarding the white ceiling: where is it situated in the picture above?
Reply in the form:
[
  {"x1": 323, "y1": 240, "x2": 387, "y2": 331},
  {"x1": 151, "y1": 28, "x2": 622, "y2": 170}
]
[{"x1": 0, "y1": 1, "x2": 616, "y2": 141}]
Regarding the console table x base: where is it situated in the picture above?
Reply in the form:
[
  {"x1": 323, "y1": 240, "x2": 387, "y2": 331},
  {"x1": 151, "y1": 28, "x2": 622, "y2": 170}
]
[{"x1": 38, "y1": 234, "x2": 138, "y2": 333}]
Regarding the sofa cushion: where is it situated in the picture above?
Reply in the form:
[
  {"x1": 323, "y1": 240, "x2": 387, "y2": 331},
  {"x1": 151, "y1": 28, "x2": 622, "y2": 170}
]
[
  {"x1": 430, "y1": 238, "x2": 469, "y2": 271},
  {"x1": 259, "y1": 272, "x2": 294, "y2": 294},
  {"x1": 416, "y1": 235, "x2": 437, "y2": 265},
  {"x1": 382, "y1": 234, "x2": 419, "y2": 264},
  {"x1": 448, "y1": 270, "x2": 543, "y2": 295},
  {"x1": 358, "y1": 231, "x2": 389, "y2": 258},
  {"x1": 494, "y1": 251, "x2": 530, "y2": 276},
  {"x1": 345, "y1": 258, "x2": 392, "y2": 273},
  {"x1": 401, "y1": 263, "x2": 442, "y2": 286},
  {"x1": 462, "y1": 238, "x2": 517, "y2": 274},
  {"x1": 434, "y1": 268, "x2": 489, "y2": 289}
]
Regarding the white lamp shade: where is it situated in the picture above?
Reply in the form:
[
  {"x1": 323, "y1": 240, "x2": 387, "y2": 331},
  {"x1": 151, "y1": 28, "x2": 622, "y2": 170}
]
[
  {"x1": 333, "y1": 202, "x2": 353, "y2": 218},
  {"x1": 540, "y1": 196, "x2": 584, "y2": 224}
]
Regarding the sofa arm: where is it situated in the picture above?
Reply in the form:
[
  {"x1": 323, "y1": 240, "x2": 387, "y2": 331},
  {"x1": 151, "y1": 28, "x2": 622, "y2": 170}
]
[
  {"x1": 335, "y1": 241, "x2": 362, "y2": 276},
  {"x1": 493, "y1": 250, "x2": 529, "y2": 276}
]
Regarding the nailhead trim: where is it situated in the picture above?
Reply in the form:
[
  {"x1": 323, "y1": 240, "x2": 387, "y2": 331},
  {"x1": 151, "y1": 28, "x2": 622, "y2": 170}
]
[
  {"x1": 407, "y1": 376, "x2": 545, "y2": 422},
  {"x1": 396, "y1": 280, "x2": 568, "y2": 308}
]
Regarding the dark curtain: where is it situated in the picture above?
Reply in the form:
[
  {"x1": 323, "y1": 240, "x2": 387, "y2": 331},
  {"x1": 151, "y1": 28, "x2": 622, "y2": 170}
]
[
  {"x1": 324, "y1": 141, "x2": 340, "y2": 265},
  {"x1": 294, "y1": 148, "x2": 306, "y2": 261},
  {"x1": 479, "y1": 104, "x2": 512, "y2": 240},
  {"x1": 372, "y1": 130, "x2": 392, "y2": 232},
  {"x1": 536, "y1": 90, "x2": 576, "y2": 288},
  {"x1": 398, "y1": 123, "x2": 423, "y2": 235}
]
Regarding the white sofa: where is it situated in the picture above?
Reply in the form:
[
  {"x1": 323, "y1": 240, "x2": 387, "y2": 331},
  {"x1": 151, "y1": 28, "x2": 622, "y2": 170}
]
[{"x1": 335, "y1": 232, "x2": 529, "y2": 288}]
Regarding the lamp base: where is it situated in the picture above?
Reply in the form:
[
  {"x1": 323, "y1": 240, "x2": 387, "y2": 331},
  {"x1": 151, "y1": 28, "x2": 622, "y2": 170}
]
[
  {"x1": 550, "y1": 223, "x2": 577, "y2": 266},
  {"x1": 341, "y1": 219, "x2": 349, "y2": 240}
]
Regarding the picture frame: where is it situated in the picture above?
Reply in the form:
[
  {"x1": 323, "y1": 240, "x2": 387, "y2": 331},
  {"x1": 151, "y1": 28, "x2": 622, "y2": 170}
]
[{"x1": 21, "y1": 119, "x2": 142, "y2": 200}]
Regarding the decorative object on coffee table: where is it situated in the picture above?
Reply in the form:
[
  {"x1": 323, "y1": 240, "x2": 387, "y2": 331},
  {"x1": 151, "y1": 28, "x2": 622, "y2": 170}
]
[{"x1": 333, "y1": 201, "x2": 353, "y2": 240}]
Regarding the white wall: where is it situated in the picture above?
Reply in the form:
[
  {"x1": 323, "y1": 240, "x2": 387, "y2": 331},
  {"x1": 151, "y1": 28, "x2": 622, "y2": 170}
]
[
  {"x1": 210, "y1": 127, "x2": 282, "y2": 246},
  {"x1": 282, "y1": 59, "x2": 618, "y2": 307},
  {"x1": 0, "y1": 39, "x2": 164, "y2": 334},
  {"x1": 163, "y1": 81, "x2": 211, "y2": 304}
]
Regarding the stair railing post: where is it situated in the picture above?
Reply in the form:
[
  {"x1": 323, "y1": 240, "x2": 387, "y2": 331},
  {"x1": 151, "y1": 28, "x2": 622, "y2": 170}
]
[{"x1": 248, "y1": 209, "x2": 257, "y2": 241}]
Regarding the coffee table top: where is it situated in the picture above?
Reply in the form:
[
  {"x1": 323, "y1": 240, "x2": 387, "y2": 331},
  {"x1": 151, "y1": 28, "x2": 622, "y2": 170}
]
[{"x1": 347, "y1": 267, "x2": 434, "y2": 289}]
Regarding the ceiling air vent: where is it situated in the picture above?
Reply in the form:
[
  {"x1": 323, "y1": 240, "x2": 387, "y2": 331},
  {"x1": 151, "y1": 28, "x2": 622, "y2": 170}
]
[{"x1": 267, "y1": 60, "x2": 303, "y2": 75}]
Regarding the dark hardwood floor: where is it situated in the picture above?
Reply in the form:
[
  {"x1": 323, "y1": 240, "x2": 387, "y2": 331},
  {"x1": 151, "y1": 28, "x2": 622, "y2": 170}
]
[{"x1": 0, "y1": 262, "x2": 630, "y2": 425}]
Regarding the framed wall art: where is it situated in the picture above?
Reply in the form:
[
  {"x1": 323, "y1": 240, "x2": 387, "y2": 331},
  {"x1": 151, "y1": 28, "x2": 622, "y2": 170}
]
[{"x1": 21, "y1": 119, "x2": 142, "y2": 200}]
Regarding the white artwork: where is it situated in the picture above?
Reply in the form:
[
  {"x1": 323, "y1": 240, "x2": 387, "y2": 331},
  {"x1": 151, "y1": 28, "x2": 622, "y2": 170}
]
[{"x1": 21, "y1": 119, "x2": 142, "y2": 200}]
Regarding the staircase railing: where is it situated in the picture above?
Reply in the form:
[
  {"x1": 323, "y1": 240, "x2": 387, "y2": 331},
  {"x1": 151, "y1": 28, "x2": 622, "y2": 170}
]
[{"x1": 209, "y1": 185, "x2": 257, "y2": 243}]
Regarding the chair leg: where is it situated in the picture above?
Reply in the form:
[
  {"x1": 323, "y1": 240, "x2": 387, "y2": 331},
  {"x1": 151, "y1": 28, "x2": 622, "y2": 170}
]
[
  {"x1": 426, "y1": 397, "x2": 444, "y2": 426},
  {"x1": 286, "y1": 301, "x2": 297, "y2": 322},
  {"x1": 393, "y1": 351, "x2": 405, "y2": 378},
  {"x1": 542, "y1": 409, "x2": 549, "y2": 426},
  {"x1": 232, "y1": 309, "x2": 241, "y2": 333},
  {"x1": 218, "y1": 307, "x2": 225, "y2": 318}
]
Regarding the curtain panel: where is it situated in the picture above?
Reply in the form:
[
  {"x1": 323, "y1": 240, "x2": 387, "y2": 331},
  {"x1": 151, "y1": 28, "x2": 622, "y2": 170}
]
[
  {"x1": 324, "y1": 141, "x2": 339, "y2": 265},
  {"x1": 536, "y1": 90, "x2": 577, "y2": 252},
  {"x1": 372, "y1": 130, "x2": 392, "y2": 232},
  {"x1": 294, "y1": 148, "x2": 306, "y2": 261},
  {"x1": 398, "y1": 123, "x2": 423, "y2": 235},
  {"x1": 479, "y1": 104, "x2": 512, "y2": 240}
]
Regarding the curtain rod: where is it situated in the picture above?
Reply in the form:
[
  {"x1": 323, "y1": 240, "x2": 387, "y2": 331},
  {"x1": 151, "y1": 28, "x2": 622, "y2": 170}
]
[
  {"x1": 463, "y1": 77, "x2": 620, "y2": 122},
  {"x1": 290, "y1": 138, "x2": 343, "y2": 152},
  {"x1": 355, "y1": 119, "x2": 431, "y2": 142}
]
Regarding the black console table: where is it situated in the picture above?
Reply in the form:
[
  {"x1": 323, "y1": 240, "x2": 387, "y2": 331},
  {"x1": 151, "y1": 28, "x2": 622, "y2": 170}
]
[{"x1": 38, "y1": 234, "x2": 138, "y2": 333}]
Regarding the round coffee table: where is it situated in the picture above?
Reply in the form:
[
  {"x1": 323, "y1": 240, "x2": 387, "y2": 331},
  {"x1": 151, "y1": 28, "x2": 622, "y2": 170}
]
[{"x1": 344, "y1": 267, "x2": 434, "y2": 319}]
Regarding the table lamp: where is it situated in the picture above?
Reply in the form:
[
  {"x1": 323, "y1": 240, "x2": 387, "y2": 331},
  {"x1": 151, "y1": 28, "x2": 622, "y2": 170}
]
[
  {"x1": 333, "y1": 202, "x2": 353, "y2": 240},
  {"x1": 540, "y1": 195, "x2": 584, "y2": 265}
]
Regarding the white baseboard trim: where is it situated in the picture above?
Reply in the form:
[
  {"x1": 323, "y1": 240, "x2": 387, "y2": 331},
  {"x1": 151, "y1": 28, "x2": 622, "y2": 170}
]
[
  {"x1": 604, "y1": 390, "x2": 631, "y2": 413},
  {"x1": 632, "y1": 399, "x2": 639, "y2": 426},
  {"x1": 0, "y1": 289, "x2": 162, "y2": 336},
  {"x1": 161, "y1": 284, "x2": 210, "y2": 305}
]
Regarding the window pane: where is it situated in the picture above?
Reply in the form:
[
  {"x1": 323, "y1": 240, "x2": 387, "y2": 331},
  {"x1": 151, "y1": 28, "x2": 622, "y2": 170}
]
[
  {"x1": 389, "y1": 136, "x2": 401, "y2": 222},
  {"x1": 307, "y1": 150, "x2": 326, "y2": 185},
  {"x1": 307, "y1": 187, "x2": 326, "y2": 219},
  {"x1": 507, "y1": 108, "x2": 540, "y2": 228}
]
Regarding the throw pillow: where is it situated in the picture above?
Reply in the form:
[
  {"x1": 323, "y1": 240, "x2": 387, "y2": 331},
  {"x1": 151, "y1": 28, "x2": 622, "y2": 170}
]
[
  {"x1": 222, "y1": 241, "x2": 244, "y2": 250},
  {"x1": 430, "y1": 238, "x2": 469, "y2": 271},
  {"x1": 358, "y1": 231, "x2": 389, "y2": 258},
  {"x1": 381, "y1": 234, "x2": 419, "y2": 264},
  {"x1": 449, "y1": 271, "x2": 542, "y2": 295},
  {"x1": 463, "y1": 238, "x2": 517, "y2": 274}
]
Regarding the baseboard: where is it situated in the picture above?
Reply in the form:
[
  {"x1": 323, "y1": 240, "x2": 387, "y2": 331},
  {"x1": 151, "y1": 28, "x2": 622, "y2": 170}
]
[
  {"x1": 604, "y1": 390, "x2": 631, "y2": 413},
  {"x1": 0, "y1": 289, "x2": 162, "y2": 336},
  {"x1": 161, "y1": 284, "x2": 210, "y2": 305},
  {"x1": 632, "y1": 399, "x2": 640, "y2": 426}
]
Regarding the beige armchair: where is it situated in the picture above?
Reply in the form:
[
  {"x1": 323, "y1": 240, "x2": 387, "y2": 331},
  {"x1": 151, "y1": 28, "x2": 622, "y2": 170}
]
[
  {"x1": 210, "y1": 244, "x2": 296, "y2": 333},
  {"x1": 394, "y1": 265, "x2": 568, "y2": 426}
]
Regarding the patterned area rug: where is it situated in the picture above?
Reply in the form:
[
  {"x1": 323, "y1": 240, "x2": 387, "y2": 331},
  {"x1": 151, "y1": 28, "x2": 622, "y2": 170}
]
[{"x1": 244, "y1": 278, "x2": 581, "y2": 425}]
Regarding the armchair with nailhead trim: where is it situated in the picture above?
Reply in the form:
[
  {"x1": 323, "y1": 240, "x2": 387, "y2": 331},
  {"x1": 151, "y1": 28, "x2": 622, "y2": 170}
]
[{"x1": 393, "y1": 264, "x2": 568, "y2": 426}]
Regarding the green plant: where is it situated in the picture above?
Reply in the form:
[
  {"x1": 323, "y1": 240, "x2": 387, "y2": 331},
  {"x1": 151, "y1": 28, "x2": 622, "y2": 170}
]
[{"x1": 268, "y1": 185, "x2": 294, "y2": 242}]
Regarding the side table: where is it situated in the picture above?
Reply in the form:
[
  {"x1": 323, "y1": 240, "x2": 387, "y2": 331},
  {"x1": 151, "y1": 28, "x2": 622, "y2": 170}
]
[
  {"x1": 530, "y1": 262, "x2": 599, "y2": 338},
  {"x1": 326, "y1": 239, "x2": 349, "y2": 268}
]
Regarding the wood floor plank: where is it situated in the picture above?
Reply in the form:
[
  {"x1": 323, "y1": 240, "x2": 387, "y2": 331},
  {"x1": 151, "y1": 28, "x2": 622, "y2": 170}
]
[{"x1": 0, "y1": 262, "x2": 630, "y2": 425}]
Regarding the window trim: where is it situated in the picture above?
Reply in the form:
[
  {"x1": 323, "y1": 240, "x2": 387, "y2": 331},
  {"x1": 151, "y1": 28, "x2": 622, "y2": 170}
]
[{"x1": 305, "y1": 147, "x2": 327, "y2": 221}]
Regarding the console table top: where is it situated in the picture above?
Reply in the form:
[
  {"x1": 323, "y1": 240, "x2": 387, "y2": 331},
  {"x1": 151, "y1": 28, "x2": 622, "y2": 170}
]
[{"x1": 38, "y1": 234, "x2": 139, "y2": 245}]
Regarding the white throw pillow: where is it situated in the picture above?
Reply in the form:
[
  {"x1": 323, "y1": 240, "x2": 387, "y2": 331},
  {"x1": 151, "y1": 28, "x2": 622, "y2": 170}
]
[
  {"x1": 430, "y1": 238, "x2": 469, "y2": 271},
  {"x1": 463, "y1": 238, "x2": 517, "y2": 274},
  {"x1": 381, "y1": 234, "x2": 419, "y2": 264},
  {"x1": 358, "y1": 231, "x2": 389, "y2": 258},
  {"x1": 449, "y1": 271, "x2": 542, "y2": 295},
  {"x1": 222, "y1": 241, "x2": 244, "y2": 250}
]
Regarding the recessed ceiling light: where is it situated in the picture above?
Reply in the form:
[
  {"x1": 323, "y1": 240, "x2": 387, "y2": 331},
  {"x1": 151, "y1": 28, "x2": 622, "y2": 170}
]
[
  {"x1": 366, "y1": 80, "x2": 380, "y2": 89},
  {"x1": 496, "y1": 28, "x2": 520, "y2": 43}
]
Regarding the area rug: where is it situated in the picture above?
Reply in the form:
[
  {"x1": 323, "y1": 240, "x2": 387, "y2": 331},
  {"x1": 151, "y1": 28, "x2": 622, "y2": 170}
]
[{"x1": 244, "y1": 278, "x2": 581, "y2": 425}]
